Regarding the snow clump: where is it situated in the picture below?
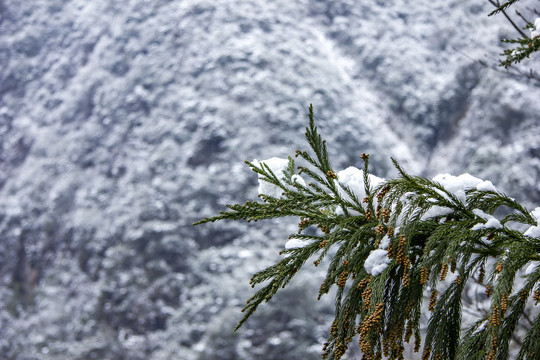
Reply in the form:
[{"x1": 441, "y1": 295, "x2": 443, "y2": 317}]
[
  {"x1": 524, "y1": 261, "x2": 539, "y2": 276},
  {"x1": 421, "y1": 175, "x2": 498, "y2": 221},
  {"x1": 470, "y1": 208, "x2": 502, "y2": 230},
  {"x1": 285, "y1": 238, "x2": 316, "y2": 250},
  {"x1": 336, "y1": 166, "x2": 385, "y2": 205},
  {"x1": 379, "y1": 235, "x2": 391, "y2": 250},
  {"x1": 530, "y1": 18, "x2": 540, "y2": 38},
  {"x1": 364, "y1": 249, "x2": 391, "y2": 276},
  {"x1": 524, "y1": 207, "x2": 540, "y2": 238},
  {"x1": 432, "y1": 173, "x2": 486, "y2": 203},
  {"x1": 291, "y1": 174, "x2": 306, "y2": 187},
  {"x1": 471, "y1": 218, "x2": 502, "y2": 230},
  {"x1": 253, "y1": 157, "x2": 307, "y2": 198},
  {"x1": 421, "y1": 205, "x2": 453, "y2": 220},
  {"x1": 252, "y1": 157, "x2": 290, "y2": 198},
  {"x1": 476, "y1": 180, "x2": 497, "y2": 192}
]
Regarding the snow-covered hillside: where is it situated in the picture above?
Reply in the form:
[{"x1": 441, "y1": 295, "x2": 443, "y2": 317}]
[{"x1": 0, "y1": 0, "x2": 539, "y2": 359}]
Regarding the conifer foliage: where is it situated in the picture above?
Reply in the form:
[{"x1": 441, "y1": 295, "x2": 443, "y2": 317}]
[
  {"x1": 195, "y1": 105, "x2": 540, "y2": 360},
  {"x1": 490, "y1": 0, "x2": 540, "y2": 68}
]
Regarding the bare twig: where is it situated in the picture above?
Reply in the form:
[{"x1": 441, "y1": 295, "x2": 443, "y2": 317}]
[
  {"x1": 488, "y1": 0, "x2": 529, "y2": 38},
  {"x1": 514, "y1": 10, "x2": 529, "y2": 24},
  {"x1": 451, "y1": 45, "x2": 540, "y2": 85}
]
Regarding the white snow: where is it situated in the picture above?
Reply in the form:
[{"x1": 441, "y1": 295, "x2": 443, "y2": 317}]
[
  {"x1": 268, "y1": 337, "x2": 282, "y2": 346},
  {"x1": 252, "y1": 158, "x2": 307, "y2": 198},
  {"x1": 524, "y1": 225, "x2": 540, "y2": 238},
  {"x1": 337, "y1": 166, "x2": 365, "y2": 201},
  {"x1": 419, "y1": 175, "x2": 499, "y2": 222},
  {"x1": 336, "y1": 166, "x2": 385, "y2": 207},
  {"x1": 485, "y1": 217, "x2": 502, "y2": 229},
  {"x1": 476, "y1": 180, "x2": 497, "y2": 192},
  {"x1": 524, "y1": 207, "x2": 540, "y2": 238},
  {"x1": 471, "y1": 209, "x2": 502, "y2": 230},
  {"x1": 473, "y1": 209, "x2": 490, "y2": 220},
  {"x1": 364, "y1": 249, "x2": 391, "y2": 276},
  {"x1": 238, "y1": 250, "x2": 253, "y2": 258},
  {"x1": 531, "y1": 207, "x2": 540, "y2": 222},
  {"x1": 432, "y1": 173, "x2": 484, "y2": 203},
  {"x1": 531, "y1": 18, "x2": 540, "y2": 38},
  {"x1": 471, "y1": 223, "x2": 484, "y2": 231},
  {"x1": 379, "y1": 235, "x2": 391, "y2": 250},
  {"x1": 291, "y1": 174, "x2": 306, "y2": 187},
  {"x1": 471, "y1": 218, "x2": 502, "y2": 231},
  {"x1": 422, "y1": 205, "x2": 452, "y2": 219},
  {"x1": 524, "y1": 261, "x2": 539, "y2": 276},
  {"x1": 285, "y1": 238, "x2": 315, "y2": 250},
  {"x1": 252, "y1": 157, "x2": 290, "y2": 198}
]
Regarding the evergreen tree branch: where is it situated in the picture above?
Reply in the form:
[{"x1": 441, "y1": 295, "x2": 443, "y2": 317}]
[
  {"x1": 195, "y1": 106, "x2": 540, "y2": 359},
  {"x1": 488, "y1": 0, "x2": 529, "y2": 38},
  {"x1": 488, "y1": 0, "x2": 521, "y2": 17}
]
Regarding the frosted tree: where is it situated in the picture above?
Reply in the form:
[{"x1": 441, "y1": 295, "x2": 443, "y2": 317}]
[{"x1": 195, "y1": 105, "x2": 540, "y2": 360}]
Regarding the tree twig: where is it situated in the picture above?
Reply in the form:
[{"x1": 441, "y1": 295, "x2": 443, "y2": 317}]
[
  {"x1": 514, "y1": 9, "x2": 529, "y2": 24},
  {"x1": 451, "y1": 45, "x2": 540, "y2": 85},
  {"x1": 488, "y1": 0, "x2": 529, "y2": 38}
]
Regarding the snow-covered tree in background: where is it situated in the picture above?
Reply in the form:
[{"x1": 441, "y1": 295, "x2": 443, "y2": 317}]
[{"x1": 1, "y1": 0, "x2": 539, "y2": 358}]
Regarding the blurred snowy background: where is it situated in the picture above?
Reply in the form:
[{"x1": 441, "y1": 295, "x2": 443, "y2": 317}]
[{"x1": 0, "y1": 0, "x2": 539, "y2": 359}]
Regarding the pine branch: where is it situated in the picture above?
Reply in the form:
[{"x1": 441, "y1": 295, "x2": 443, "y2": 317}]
[
  {"x1": 500, "y1": 36, "x2": 540, "y2": 68},
  {"x1": 488, "y1": 0, "x2": 521, "y2": 17},
  {"x1": 487, "y1": 0, "x2": 529, "y2": 38},
  {"x1": 195, "y1": 106, "x2": 540, "y2": 360}
]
